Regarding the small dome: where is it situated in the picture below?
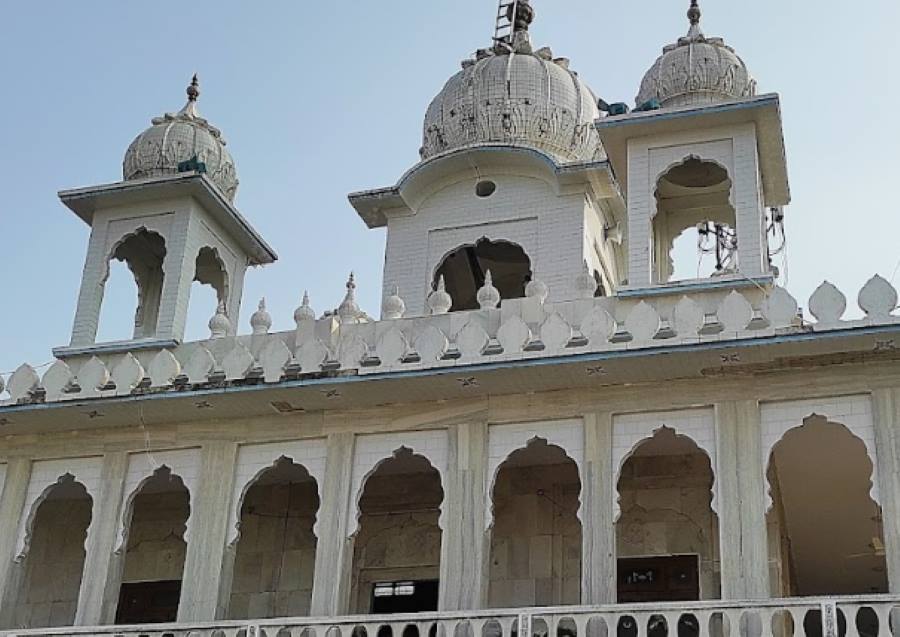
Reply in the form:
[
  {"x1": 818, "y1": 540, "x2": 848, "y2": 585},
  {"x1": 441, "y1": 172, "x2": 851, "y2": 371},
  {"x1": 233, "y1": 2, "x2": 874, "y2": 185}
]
[
  {"x1": 123, "y1": 76, "x2": 239, "y2": 201},
  {"x1": 636, "y1": 1, "x2": 756, "y2": 109},
  {"x1": 422, "y1": 26, "x2": 603, "y2": 163}
]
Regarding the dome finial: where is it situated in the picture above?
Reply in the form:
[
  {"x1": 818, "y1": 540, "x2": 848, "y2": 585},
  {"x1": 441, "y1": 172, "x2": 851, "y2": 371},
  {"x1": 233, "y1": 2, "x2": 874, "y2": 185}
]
[
  {"x1": 187, "y1": 73, "x2": 200, "y2": 102},
  {"x1": 509, "y1": 0, "x2": 535, "y2": 34},
  {"x1": 686, "y1": 0, "x2": 703, "y2": 38}
]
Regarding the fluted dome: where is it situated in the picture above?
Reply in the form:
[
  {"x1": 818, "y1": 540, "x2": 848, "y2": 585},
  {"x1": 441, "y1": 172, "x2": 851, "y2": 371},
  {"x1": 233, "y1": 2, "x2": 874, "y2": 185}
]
[
  {"x1": 422, "y1": 32, "x2": 603, "y2": 163},
  {"x1": 123, "y1": 76, "x2": 239, "y2": 201},
  {"x1": 636, "y1": 1, "x2": 756, "y2": 109}
]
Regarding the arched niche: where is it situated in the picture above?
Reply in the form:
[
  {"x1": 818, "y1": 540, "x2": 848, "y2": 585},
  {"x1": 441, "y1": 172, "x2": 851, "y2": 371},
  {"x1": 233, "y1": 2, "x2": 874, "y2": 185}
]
[
  {"x1": 227, "y1": 440, "x2": 327, "y2": 547},
  {"x1": 349, "y1": 447, "x2": 445, "y2": 614},
  {"x1": 114, "y1": 465, "x2": 190, "y2": 625},
  {"x1": 226, "y1": 457, "x2": 320, "y2": 620},
  {"x1": 616, "y1": 427, "x2": 720, "y2": 602},
  {"x1": 100, "y1": 228, "x2": 168, "y2": 340},
  {"x1": 184, "y1": 246, "x2": 230, "y2": 340},
  {"x1": 760, "y1": 396, "x2": 880, "y2": 510},
  {"x1": 12, "y1": 475, "x2": 93, "y2": 629},
  {"x1": 347, "y1": 432, "x2": 449, "y2": 539},
  {"x1": 114, "y1": 449, "x2": 201, "y2": 554},
  {"x1": 765, "y1": 413, "x2": 887, "y2": 597},
  {"x1": 14, "y1": 457, "x2": 103, "y2": 560},
  {"x1": 652, "y1": 156, "x2": 736, "y2": 283},
  {"x1": 612, "y1": 409, "x2": 718, "y2": 520},
  {"x1": 486, "y1": 438, "x2": 582, "y2": 608},
  {"x1": 433, "y1": 238, "x2": 532, "y2": 311},
  {"x1": 485, "y1": 420, "x2": 585, "y2": 531}
]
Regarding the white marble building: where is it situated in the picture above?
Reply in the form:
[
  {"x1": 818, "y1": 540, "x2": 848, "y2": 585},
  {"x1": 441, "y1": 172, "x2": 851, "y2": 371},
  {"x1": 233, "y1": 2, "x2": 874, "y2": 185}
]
[{"x1": 0, "y1": 1, "x2": 899, "y2": 636}]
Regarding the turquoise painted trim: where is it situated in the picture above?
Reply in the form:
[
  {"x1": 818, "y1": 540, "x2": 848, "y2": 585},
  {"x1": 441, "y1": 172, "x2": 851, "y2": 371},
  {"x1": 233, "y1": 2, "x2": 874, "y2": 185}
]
[{"x1": 595, "y1": 95, "x2": 780, "y2": 131}]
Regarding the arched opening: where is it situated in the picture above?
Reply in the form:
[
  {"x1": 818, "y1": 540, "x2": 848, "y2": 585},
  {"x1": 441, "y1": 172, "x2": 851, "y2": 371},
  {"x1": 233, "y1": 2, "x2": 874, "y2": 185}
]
[
  {"x1": 13, "y1": 476, "x2": 92, "y2": 629},
  {"x1": 115, "y1": 467, "x2": 190, "y2": 625},
  {"x1": 434, "y1": 239, "x2": 531, "y2": 311},
  {"x1": 653, "y1": 158, "x2": 735, "y2": 283},
  {"x1": 185, "y1": 247, "x2": 228, "y2": 341},
  {"x1": 227, "y1": 457, "x2": 320, "y2": 619},
  {"x1": 350, "y1": 449, "x2": 444, "y2": 614},
  {"x1": 488, "y1": 439, "x2": 582, "y2": 608},
  {"x1": 96, "y1": 258, "x2": 140, "y2": 343},
  {"x1": 767, "y1": 416, "x2": 887, "y2": 597},
  {"x1": 616, "y1": 427, "x2": 719, "y2": 602},
  {"x1": 98, "y1": 229, "x2": 167, "y2": 341}
]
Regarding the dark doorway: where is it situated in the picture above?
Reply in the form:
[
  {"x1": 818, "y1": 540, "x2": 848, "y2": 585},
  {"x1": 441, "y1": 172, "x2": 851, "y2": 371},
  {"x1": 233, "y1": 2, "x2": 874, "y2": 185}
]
[
  {"x1": 371, "y1": 580, "x2": 439, "y2": 614},
  {"x1": 434, "y1": 239, "x2": 531, "y2": 311},
  {"x1": 115, "y1": 580, "x2": 182, "y2": 624},
  {"x1": 617, "y1": 555, "x2": 700, "y2": 603}
]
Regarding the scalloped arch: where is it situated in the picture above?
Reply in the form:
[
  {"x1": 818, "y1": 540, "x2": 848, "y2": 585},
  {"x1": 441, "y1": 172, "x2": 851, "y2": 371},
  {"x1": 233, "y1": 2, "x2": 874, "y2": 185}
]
[
  {"x1": 346, "y1": 431, "x2": 448, "y2": 539},
  {"x1": 15, "y1": 473, "x2": 93, "y2": 562},
  {"x1": 652, "y1": 153, "x2": 736, "y2": 220},
  {"x1": 760, "y1": 396, "x2": 879, "y2": 512},
  {"x1": 485, "y1": 420, "x2": 585, "y2": 531},
  {"x1": 226, "y1": 441, "x2": 327, "y2": 547},
  {"x1": 486, "y1": 436, "x2": 583, "y2": 533},
  {"x1": 614, "y1": 425, "x2": 717, "y2": 523}
]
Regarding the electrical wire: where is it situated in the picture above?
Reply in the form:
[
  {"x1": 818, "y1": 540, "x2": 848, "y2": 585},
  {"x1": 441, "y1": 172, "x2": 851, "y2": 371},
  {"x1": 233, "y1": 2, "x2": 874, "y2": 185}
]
[
  {"x1": 137, "y1": 402, "x2": 160, "y2": 470},
  {"x1": 0, "y1": 360, "x2": 55, "y2": 387}
]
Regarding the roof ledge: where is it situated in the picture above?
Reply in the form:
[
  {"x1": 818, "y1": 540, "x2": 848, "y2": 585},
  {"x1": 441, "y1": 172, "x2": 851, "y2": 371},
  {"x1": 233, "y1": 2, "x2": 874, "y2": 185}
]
[{"x1": 349, "y1": 145, "x2": 622, "y2": 228}]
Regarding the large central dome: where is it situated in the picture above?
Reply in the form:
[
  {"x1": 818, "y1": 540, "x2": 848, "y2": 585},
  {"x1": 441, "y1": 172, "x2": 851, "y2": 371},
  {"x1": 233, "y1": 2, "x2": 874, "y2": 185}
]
[{"x1": 421, "y1": 6, "x2": 602, "y2": 164}]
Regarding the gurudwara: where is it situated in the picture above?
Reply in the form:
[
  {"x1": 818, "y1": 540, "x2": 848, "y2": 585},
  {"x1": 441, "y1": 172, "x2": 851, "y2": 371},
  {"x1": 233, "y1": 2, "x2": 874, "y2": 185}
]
[{"x1": 1, "y1": 1, "x2": 899, "y2": 636}]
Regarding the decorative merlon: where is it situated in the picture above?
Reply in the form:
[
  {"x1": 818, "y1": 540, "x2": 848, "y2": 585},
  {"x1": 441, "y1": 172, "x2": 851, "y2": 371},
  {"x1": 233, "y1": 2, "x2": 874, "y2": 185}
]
[{"x1": 2, "y1": 275, "x2": 898, "y2": 407}]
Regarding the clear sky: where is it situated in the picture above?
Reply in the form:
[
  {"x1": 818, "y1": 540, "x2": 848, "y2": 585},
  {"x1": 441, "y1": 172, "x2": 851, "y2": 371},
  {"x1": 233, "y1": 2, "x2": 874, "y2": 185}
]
[{"x1": 1, "y1": 0, "x2": 899, "y2": 379}]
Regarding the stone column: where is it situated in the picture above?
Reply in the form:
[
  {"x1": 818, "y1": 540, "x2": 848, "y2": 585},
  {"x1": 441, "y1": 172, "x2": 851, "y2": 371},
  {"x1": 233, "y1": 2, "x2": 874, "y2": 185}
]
[
  {"x1": 439, "y1": 420, "x2": 489, "y2": 610},
  {"x1": 0, "y1": 458, "x2": 31, "y2": 627},
  {"x1": 75, "y1": 452, "x2": 128, "y2": 625},
  {"x1": 715, "y1": 400, "x2": 769, "y2": 599},
  {"x1": 177, "y1": 441, "x2": 239, "y2": 622},
  {"x1": 310, "y1": 432, "x2": 356, "y2": 616},
  {"x1": 581, "y1": 412, "x2": 616, "y2": 604},
  {"x1": 872, "y1": 387, "x2": 900, "y2": 592}
]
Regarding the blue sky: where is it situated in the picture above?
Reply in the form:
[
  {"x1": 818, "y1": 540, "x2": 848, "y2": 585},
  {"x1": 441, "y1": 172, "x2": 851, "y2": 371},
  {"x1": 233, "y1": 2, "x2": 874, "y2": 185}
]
[{"x1": 1, "y1": 0, "x2": 898, "y2": 377}]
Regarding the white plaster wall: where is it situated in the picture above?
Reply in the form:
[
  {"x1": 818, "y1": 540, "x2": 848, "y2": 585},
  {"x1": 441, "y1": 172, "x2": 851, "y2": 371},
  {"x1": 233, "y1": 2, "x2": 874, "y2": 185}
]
[
  {"x1": 488, "y1": 460, "x2": 582, "y2": 607},
  {"x1": 226, "y1": 439, "x2": 327, "y2": 546},
  {"x1": 72, "y1": 200, "x2": 186, "y2": 347},
  {"x1": 350, "y1": 469, "x2": 443, "y2": 613},
  {"x1": 228, "y1": 479, "x2": 319, "y2": 619},
  {"x1": 71, "y1": 194, "x2": 250, "y2": 347},
  {"x1": 612, "y1": 408, "x2": 716, "y2": 519},
  {"x1": 14, "y1": 456, "x2": 103, "y2": 559},
  {"x1": 383, "y1": 175, "x2": 587, "y2": 315},
  {"x1": 626, "y1": 124, "x2": 765, "y2": 286},
  {"x1": 346, "y1": 430, "x2": 449, "y2": 537},
  {"x1": 114, "y1": 448, "x2": 202, "y2": 552},
  {"x1": 486, "y1": 419, "x2": 584, "y2": 530},
  {"x1": 583, "y1": 199, "x2": 620, "y2": 293},
  {"x1": 760, "y1": 395, "x2": 878, "y2": 509}
]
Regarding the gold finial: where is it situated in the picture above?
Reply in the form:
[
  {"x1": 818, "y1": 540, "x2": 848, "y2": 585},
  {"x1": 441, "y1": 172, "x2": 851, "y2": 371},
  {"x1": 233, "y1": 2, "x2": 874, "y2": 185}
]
[{"x1": 186, "y1": 73, "x2": 200, "y2": 102}]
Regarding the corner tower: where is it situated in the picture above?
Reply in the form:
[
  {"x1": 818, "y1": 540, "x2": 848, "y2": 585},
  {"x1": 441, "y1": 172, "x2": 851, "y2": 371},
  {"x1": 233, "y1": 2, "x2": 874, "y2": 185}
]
[
  {"x1": 350, "y1": 1, "x2": 626, "y2": 315},
  {"x1": 56, "y1": 77, "x2": 276, "y2": 357},
  {"x1": 597, "y1": 1, "x2": 790, "y2": 291}
]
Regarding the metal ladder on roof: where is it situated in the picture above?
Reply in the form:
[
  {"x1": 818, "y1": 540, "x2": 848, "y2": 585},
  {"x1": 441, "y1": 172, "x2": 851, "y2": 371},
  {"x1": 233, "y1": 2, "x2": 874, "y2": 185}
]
[{"x1": 493, "y1": 0, "x2": 520, "y2": 47}]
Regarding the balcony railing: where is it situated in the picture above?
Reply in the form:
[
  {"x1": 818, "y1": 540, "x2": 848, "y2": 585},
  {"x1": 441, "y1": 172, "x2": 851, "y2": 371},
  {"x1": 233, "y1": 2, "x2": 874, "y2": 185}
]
[{"x1": 3, "y1": 595, "x2": 898, "y2": 637}]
